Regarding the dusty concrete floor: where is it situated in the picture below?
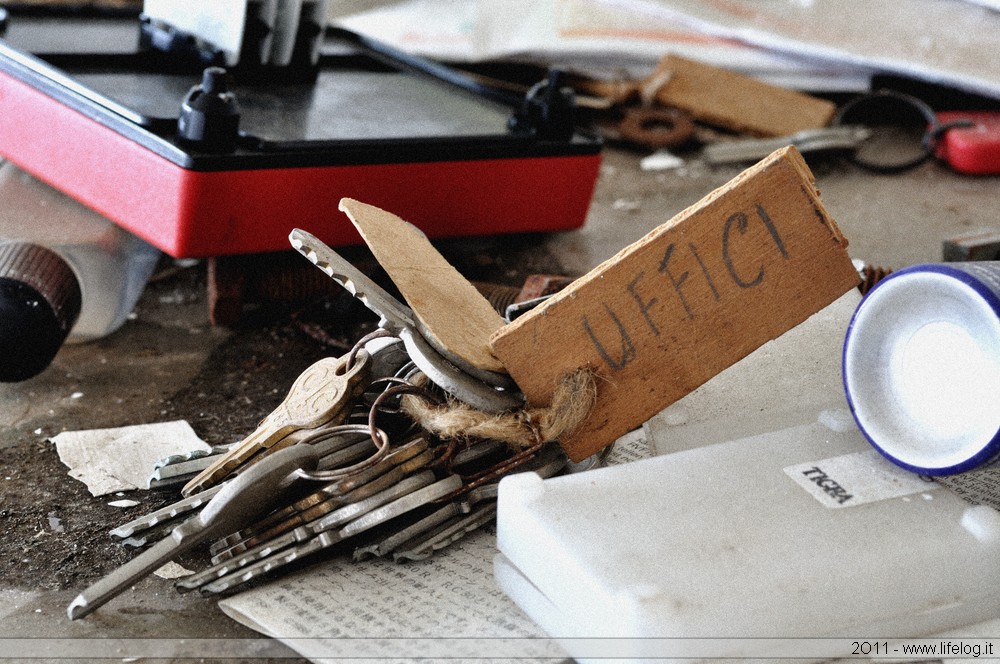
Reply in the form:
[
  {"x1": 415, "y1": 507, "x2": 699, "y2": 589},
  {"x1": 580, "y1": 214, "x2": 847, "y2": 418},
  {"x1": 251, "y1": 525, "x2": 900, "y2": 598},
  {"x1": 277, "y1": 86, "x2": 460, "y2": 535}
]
[{"x1": 1, "y1": 146, "x2": 998, "y2": 662}]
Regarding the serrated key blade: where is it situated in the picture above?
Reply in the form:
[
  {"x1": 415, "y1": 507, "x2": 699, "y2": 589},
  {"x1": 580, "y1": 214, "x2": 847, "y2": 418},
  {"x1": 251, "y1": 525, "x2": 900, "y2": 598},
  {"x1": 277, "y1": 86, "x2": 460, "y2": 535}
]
[{"x1": 289, "y1": 229, "x2": 416, "y2": 332}]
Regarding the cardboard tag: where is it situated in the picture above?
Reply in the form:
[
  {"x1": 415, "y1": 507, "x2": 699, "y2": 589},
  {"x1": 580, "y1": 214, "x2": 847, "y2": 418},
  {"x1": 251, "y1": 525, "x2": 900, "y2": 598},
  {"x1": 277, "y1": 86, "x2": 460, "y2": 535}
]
[
  {"x1": 338, "y1": 198, "x2": 507, "y2": 374},
  {"x1": 490, "y1": 146, "x2": 859, "y2": 462},
  {"x1": 650, "y1": 54, "x2": 836, "y2": 137}
]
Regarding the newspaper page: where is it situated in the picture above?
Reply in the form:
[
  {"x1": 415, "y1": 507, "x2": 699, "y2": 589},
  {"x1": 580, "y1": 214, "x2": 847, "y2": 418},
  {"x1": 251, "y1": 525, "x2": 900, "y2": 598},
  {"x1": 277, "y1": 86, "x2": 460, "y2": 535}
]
[
  {"x1": 218, "y1": 431, "x2": 649, "y2": 662},
  {"x1": 937, "y1": 466, "x2": 1000, "y2": 512}
]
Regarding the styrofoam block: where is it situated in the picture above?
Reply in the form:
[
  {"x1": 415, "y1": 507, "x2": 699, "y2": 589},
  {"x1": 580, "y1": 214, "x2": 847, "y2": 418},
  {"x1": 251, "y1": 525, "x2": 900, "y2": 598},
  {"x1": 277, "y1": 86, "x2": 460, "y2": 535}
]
[{"x1": 496, "y1": 416, "x2": 1000, "y2": 662}]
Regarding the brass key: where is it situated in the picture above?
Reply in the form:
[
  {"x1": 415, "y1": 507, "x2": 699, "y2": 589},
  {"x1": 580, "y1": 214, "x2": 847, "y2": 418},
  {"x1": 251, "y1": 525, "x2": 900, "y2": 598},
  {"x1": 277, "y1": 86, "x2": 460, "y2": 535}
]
[{"x1": 182, "y1": 351, "x2": 371, "y2": 496}]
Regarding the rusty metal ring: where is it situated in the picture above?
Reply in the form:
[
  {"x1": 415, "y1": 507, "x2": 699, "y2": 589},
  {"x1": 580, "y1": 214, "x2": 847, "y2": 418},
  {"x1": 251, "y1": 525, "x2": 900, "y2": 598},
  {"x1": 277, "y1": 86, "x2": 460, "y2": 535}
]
[
  {"x1": 617, "y1": 106, "x2": 695, "y2": 150},
  {"x1": 292, "y1": 423, "x2": 390, "y2": 481}
]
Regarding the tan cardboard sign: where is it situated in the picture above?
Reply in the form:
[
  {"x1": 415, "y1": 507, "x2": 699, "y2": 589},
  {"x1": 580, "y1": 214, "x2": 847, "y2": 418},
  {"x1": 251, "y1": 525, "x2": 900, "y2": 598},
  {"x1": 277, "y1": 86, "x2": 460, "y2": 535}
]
[{"x1": 490, "y1": 146, "x2": 859, "y2": 461}]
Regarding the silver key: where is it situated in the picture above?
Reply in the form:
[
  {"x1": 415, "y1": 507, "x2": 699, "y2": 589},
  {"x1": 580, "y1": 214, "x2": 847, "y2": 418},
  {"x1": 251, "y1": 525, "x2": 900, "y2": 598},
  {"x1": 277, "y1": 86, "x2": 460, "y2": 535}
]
[
  {"x1": 354, "y1": 501, "x2": 465, "y2": 561},
  {"x1": 209, "y1": 436, "x2": 428, "y2": 557},
  {"x1": 177, "y1": 470, "x2": 441, "y2": 592},
  {"x1": 199, "y1": 474, "x2": 463, "y2": 595},
  {"x1": 115, "y1": 427, "x2": 370, "y2": 545},
  {"x1": 148, "y1": 443, "x2": 236, "y2": 487},
  {"x1": 289, "y1": 229, "x2": 523, "y2": 413},
  {"x1": 702, "y1": 125, "x2": 871, "y2": 165},
  {"x1": 110, "y1": 485, "x2": 224, "y2": 540},
  {"x1": 369, "y1": 442, "x2": 567, "y2": 561},
  {"x1": 291, "y1": 228, "x2": 515, "y2": 389},
  {"x1": 363, "y1": 336, "x2": 411, "y2": 387},
  {"x1": 68, "y1": 445, "x2": 319, "y2": 620},
  {"x1": 207, "y1": 445, "x2": 433, "y2": 564},
  {"x1": 392, "y1": 503, "x2": 497, "y2": 562}
]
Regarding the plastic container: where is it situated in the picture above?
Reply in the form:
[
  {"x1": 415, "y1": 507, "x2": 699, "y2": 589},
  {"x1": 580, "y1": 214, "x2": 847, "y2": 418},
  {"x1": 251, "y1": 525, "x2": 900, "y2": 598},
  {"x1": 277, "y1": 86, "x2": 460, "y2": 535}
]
[
  {"x1": 496, "y1": 417, "x2": 1000, "y2": 663},
  {"x1": 0, "y1": 161, "x2": 160, "y2": 381}
]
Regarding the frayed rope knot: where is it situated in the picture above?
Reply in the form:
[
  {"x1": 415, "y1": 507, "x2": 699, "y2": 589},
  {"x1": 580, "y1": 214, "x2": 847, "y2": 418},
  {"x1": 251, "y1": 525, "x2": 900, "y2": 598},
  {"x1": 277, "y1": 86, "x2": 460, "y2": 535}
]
[{"x1": 400, "y1": 368, "x2": 597, "y2": 450}]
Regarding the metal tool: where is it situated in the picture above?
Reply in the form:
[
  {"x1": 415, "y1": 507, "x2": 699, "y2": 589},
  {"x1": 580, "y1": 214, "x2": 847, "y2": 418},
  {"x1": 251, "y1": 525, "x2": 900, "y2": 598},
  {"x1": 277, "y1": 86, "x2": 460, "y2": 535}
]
[
  {"x1": 177, "y1": 470, "x2": 460, "y2": 592},
  {"x1": 702, "y1": 125, "x2": 872, "y2": 165},
  {"x1": 393, "y1": 503, "x2": 498, "y2": 562},
  {"x1": 289, "y1": 229, "x2": 524, "y2": 413},
  {"x1": 68, "y1": 445, "x2": 319, "y2": 620},
  {"x1": 181, "y1": 350, "x2": 371, "y2": 496}
]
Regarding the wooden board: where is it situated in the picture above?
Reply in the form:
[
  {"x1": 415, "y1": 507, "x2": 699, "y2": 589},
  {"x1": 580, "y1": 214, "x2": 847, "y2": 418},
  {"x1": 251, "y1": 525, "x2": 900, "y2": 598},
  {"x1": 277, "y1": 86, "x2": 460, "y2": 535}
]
[
  {"x1": 651, "y1": 54, "x2": 836, "y2": 137},
  {"x1": 338, "y1": 198, "x2": 507, "y2": 374},
  {"x1": 489, "y1": 146, "x2": 859, "y2": 461}
]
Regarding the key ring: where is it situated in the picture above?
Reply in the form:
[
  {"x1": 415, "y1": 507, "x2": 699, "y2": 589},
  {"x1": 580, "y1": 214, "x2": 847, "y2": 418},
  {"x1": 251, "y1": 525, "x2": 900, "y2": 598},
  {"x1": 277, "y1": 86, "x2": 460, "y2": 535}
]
[
  {"x1": 293, "y1": 423, "x2": 390, "y2": 481},
  {"x1": 833, "y1": 89, "x2": 969, "y2": 174}
]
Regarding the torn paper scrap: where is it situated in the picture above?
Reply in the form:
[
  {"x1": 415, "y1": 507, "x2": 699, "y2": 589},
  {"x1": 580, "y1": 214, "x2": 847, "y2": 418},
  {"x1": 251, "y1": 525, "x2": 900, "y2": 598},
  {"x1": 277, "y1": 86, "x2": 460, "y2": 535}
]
[
  {"x1": 52, "y1": 420, "x2": 210, "y2": 497},
  {"x1": 154, "y1": 561, "x2": 195, "y2": 580}
]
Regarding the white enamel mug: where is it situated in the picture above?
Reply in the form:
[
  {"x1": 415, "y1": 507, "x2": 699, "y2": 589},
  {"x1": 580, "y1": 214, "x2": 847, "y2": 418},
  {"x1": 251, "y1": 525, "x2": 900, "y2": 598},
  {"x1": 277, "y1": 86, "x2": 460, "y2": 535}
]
[{"x1": 843, "y1": 262, "x2": 1000, "y2": 475}]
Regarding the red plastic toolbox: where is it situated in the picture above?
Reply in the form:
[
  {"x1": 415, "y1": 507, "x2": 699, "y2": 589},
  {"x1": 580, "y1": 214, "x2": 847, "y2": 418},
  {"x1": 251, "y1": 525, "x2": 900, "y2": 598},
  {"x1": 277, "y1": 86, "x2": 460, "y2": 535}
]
[{"x1": 0, "y1": 16, "x2": 602, "y2": 258}]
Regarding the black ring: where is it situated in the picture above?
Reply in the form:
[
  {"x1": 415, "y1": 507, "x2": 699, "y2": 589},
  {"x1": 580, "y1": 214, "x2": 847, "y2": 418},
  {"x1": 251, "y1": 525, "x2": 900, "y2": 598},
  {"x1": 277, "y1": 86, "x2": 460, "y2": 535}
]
[{"x1": 833, "y1": 90, "x2": 938, "y2": 174}]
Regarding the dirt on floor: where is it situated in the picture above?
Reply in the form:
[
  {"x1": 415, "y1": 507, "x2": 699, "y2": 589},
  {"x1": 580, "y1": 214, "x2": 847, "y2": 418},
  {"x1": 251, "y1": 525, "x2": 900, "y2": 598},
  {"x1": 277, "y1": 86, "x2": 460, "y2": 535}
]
[{"x1": 0, "y1": 234, "x2": 563, "y2": 592}]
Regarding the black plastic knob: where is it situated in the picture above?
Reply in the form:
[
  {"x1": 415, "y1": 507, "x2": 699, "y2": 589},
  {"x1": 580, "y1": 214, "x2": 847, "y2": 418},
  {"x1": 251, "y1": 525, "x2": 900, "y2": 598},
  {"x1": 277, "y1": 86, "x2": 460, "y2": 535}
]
[
  {"x1": 0, "y1": 242, "x2": 82, "y2": 382},
  {"x1": 177, "y1": 67, "x2": 241, "y2": 152}
]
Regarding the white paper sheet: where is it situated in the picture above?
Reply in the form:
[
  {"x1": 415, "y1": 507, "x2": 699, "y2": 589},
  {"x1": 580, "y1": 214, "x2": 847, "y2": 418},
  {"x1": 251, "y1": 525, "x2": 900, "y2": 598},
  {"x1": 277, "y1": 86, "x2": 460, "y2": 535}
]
[
  {"x1": 337, "y1": 0, "x2": 1000, "y2": 96},
  {"x1": 52, "y1": 420, "x2": 210, "y2": 496},
  {"x1": 622, "y1": 0, "x2": 1000, "y2": 97},
  {"x1": 334, "y1": 0, "x2": 872, "y2": 90}
]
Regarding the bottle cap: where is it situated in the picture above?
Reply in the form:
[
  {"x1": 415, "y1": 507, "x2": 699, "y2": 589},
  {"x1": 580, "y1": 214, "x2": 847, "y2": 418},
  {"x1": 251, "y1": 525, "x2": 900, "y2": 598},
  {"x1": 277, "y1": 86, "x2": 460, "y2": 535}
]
[
  {"x1": 843, "y1": 262, "x2": 1000, "y2": 475},
  {"x1": 0, "y1": 242, "x2": 82, "y2": 381}
]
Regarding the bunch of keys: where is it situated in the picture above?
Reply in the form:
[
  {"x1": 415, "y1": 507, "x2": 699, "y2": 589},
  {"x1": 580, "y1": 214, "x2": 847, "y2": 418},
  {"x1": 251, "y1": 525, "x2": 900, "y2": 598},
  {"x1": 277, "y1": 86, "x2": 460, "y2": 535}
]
[{"x1": 69, "y1": 230, "x2": 578, "y2": 619}]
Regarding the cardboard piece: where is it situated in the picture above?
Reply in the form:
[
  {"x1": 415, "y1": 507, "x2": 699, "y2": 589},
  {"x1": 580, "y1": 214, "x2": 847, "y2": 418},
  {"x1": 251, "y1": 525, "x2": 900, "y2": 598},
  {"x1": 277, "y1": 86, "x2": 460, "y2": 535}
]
[
  {"x1": 338, "y1": 198, "x2": 507, "y2": 374},
  {"x1": 651, "y1": 54, "x2": 837, "y2": 137},
  {"x1": 490, "y1": 146, "x2": 859, "y2": 461}
]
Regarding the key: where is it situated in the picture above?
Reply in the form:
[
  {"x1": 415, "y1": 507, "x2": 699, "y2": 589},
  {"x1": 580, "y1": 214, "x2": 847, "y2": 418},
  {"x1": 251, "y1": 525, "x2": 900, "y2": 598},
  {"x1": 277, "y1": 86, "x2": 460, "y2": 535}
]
[
  {"x1": 209, "y1": 435, "x2": 428, "y2": 555},
  {"x1": 290, "y1": 229, "x2": 524, "y2": 413},
  {"x1": 353, "y1": 483, "x2": 498, "y2": 562},
  {"x1": 179, "y1": 469, "x2": 449, "y2": 593},
  {"x1": 182, "y1": 351, "x2": 371, "y2": 496},
  {"x1": 392, "y1": 503, "x2": 497, "y2": 562},
  {"x1": 185, "y1": 468, "x2": 436, "y2": 589},
  {"x1": 207, "y1": 441, "x2": 434, "y2": 564},
  {"x1": 119, "y1": 518, "x2": 195, "y2": 550},
  {"x1": 354, "y1": 500, "x2": 465, "y2": 561},
  {"x1": 116, "y1": 426, "x2": 373, "y2": 545},
  {"x1": 67, "y1": 444, "x2": 319, "y2": 620},
  {"x1": 362, "y1": 336, "x2": 411, "y2": 394},
  {"x1": 702, "y1": 125, "x2": 871, "y2": 165},
  {"x1": 199, "y1": 474, "x2": 464, "y2": 595},
  {"x1": 364, "y1": 442, "x2": 567, "y2": 561},
  {"x1": 148, "y1": 443, "x2": 236, "y2": 487},
  {"x1": 291, "y1": 228, "x2": 514, "y2": 389},
  {"x1": 110, "y1": 485, "x2": 224, "y2": 540}
]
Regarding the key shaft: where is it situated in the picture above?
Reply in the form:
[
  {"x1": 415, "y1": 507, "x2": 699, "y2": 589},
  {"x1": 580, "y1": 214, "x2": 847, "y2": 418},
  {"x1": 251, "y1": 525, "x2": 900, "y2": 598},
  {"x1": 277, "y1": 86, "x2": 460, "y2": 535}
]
[{"x1": 68, "y1": 446, "x2": 318, "y2": 620}]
